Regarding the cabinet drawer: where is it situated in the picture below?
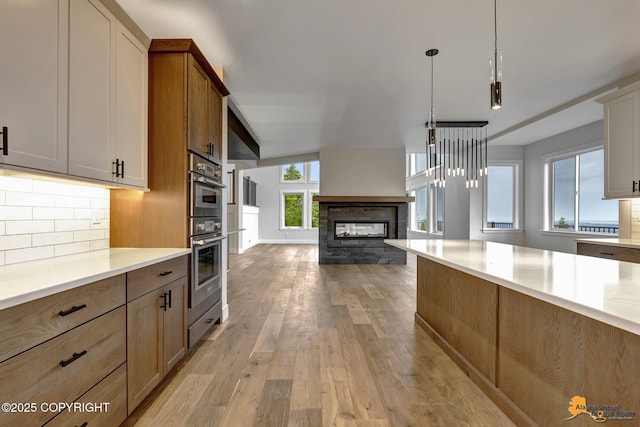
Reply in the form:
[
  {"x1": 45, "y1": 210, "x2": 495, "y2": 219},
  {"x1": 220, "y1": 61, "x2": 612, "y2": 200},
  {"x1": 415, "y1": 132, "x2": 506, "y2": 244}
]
[
  {"x1": 0, "y1": 274, "x2": 125, "y2": 362},
  {"x1": 127, "y1": 255, "x2": 188, "y2": 301},
  {"x1": 577, "y1": 243, "x2": 640, "y2": 263},
  {"x1": 188, "y1": 298, "x2": 221, "y2": 349},
  {"x1": 0, "y1": 307, "x2": 126, "y2": 426},
  {"x1": 45, "y1": 363, "x2": 127, "y2": 427}
]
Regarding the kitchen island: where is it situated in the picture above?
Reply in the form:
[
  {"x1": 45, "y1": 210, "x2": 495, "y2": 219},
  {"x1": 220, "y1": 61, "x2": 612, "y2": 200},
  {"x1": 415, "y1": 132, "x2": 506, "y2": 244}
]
[{"x1": 385, "y1": 239, "x2": 640, "y2": 427}]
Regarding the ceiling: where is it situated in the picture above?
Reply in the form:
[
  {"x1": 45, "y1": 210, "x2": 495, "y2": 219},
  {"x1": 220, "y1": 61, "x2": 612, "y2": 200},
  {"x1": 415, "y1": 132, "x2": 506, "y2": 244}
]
[{"x1": 116, "y1": 0, "x2": 640, "y2": 160}]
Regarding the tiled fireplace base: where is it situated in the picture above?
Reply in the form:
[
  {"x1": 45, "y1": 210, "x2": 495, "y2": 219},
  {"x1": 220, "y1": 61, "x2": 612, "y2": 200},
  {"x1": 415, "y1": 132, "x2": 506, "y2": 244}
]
[{"x1": 315, "y1": 196, "x2": 411, "y2": 264}]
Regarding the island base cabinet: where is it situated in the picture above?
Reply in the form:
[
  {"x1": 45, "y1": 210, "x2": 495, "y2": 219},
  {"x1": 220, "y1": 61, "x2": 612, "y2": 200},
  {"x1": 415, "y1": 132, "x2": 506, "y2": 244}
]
[
  {"x1": 416, "y1": 257, "x2": 497, "y2": 383},
  {"x1": 498, "y1": 288, "x2": 640, "y2": 427},
  {"x1": 45, "y1": 363, "x2": 127, "y2": 427}
]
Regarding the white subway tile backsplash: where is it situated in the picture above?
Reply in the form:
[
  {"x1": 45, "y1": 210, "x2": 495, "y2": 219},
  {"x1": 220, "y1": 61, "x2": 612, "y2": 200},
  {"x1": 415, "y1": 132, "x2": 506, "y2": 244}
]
[
  {"x1": 33, "y1": 207, "x2": 75, "y2": 220},
  {"x1": 32, "y1": 232, "x2": 74, "y2": 247},
  {"x1": 32, "y1": 180, "x2": 76, "y2": 196},
  {"x1": 55, "y1": 195, "x2": 92, "y2": 208},
  {"x1": 0, "y1": 176, "x2": 110, "y2": 265},
  {"x1": 6, "y1": 246, "x2": 54, "y2": 264},
  {"x1": 74, "y1": 229, "x2": 105, "y2": 242},
  {"x1": 0, "y1": 234, "x2": 32, "y2": 251},
  {"x1": 90, "y1": 239, "x2": 110, "y2": 251},
  {"x1": 0, "y1": 206, "x2": 32, "y2": 220},
  {"x1": 0, "y1": 176, "x2": 33, "y2": 192},
  {"x1": 74, "y1": 208, "x2": 94, "y2": 220},
  {"x1": 6, "y1": 191, "x2": 55, "y2": 207},
  {"x1": 55, "y1": 241, "x2": 91, "y2": 257},
  {"x1": 55, "y1": 219, "x2": 92, "y2": 232},
  {"x1": 6, "y1": 220, "x2": 55, "y2": 235}
]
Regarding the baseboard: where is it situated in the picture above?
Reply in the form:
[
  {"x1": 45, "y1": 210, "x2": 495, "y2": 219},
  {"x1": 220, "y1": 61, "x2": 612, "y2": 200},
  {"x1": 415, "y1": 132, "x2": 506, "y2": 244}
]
[{"x1": 414, "y1": 313, "x2": 536, "y2": 427}]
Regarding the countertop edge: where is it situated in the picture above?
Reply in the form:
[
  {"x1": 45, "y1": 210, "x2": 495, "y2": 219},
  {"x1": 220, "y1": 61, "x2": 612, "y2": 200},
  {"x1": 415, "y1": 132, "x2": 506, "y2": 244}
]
[
  {"x1": 385, "y1": 239, "x2": 640, "y2": 336},
  {"x1": 575, "y1": 238, "x2": 640, "y2": 250},
  {"x1": 0, "y1": 248, "x2": 191, "y2": 311}
]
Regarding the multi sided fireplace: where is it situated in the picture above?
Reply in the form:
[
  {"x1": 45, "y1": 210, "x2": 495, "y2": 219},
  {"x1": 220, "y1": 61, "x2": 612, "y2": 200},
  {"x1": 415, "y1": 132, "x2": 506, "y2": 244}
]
[{"x1": 314, "y1": 196, "x2": 413, "y2": 264}]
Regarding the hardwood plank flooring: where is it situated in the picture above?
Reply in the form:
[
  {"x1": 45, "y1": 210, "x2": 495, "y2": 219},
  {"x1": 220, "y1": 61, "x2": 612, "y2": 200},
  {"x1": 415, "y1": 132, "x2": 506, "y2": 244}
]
[{"x1": 124, "y1": 244, "x2": 514, "y2": 427}]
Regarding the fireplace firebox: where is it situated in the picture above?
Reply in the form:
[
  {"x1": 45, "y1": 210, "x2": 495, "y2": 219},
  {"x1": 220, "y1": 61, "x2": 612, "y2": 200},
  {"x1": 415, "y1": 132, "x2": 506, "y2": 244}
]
[{"x1": 335, "y1": 222, "x2": 388, "y2": 239}]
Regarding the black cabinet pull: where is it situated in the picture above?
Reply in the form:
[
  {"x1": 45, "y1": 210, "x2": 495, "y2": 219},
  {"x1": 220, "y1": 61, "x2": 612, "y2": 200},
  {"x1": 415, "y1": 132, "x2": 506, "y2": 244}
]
[
  {"x1": 59, "y1": 350, "x2": 87, "y2": 367},
  {"x1": 600, "y1": 252, "x2": 615, "y2": 256},
  {"x1": 58, "y1": 304, "x2": 87, "y2": 317},
  {"x1": 206, "y1": 318, "x2": 215, "y2": 324},
  {"x1": 159, "y1": 271, "x2": 173, "y2": 277},
  {"x1": 1, "y1": 126, "x2": 7, "y2": 156},
  {"x1": 167, "y1": 289, "x2": 172, "y2": 309},
  {"x1": 121, "y1": 160, "x2": 125, "y2": 177},
  {"x1": 160, "y1": 292, "x2": 168, "y2": 311},
  {"x1": 634, "y1": 181, "x2": 638, "y2": 193},
  {"x1": 76, "y1": 422, "x2": 88, "y2": 427},
  {"x1": 112, "y1": 159, "x2": 120, "y2": 177}
]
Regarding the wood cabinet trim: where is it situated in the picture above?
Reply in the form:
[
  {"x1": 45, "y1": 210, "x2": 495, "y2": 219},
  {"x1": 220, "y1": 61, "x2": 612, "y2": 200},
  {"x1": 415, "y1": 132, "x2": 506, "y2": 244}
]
[{"x1": 149, "y1": 39, "x2": 230, "y2": 96}]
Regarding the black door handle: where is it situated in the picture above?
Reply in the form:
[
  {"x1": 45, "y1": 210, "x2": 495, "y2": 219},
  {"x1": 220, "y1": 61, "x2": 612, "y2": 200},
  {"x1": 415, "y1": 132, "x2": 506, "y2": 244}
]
[
  {"x1": 160, "y1": 292, "x2": 168, "y2": 311},
  {"x1": 633, "y1": 181, "x2": 638, "y2": 193},
  {"x1": 60, "y1": 350, "x2": 88, "y2": 367},
  {"x1": 58, "y1": 304, "x2": 87, "y2": 317},
  {"x1": 121, "y1": 160, "x2": 125, "y2": 177},
  {"x1": 1, "y1": 126, "x2": 7, "y2": 156},
  {"x1": 167, "y1": 289, "x2": 172, "y2": 309}
]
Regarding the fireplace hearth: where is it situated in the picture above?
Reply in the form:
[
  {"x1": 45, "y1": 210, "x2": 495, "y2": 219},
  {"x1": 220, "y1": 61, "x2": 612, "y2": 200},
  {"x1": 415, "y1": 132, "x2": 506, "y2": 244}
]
[{"x1": 314, "y1": 196, "x2": 413, "y2": 264}]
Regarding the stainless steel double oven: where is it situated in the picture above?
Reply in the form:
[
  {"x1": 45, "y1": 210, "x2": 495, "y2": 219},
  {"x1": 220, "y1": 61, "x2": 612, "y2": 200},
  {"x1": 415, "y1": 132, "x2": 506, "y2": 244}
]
[{"x1": 188, "y1": 153, "x2": 224, "y2": 342}]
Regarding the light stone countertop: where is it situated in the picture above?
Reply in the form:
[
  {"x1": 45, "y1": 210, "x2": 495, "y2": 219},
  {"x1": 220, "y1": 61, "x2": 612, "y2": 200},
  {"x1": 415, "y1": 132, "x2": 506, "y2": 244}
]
[
  {"x1": 0, "y1": 248, "x2": 191, "y2": 310},
  {"x1": 384, "y1": 239, "x2": 640, "y2": 336},
  {"x1": 575, "y1": 237, "x2": 640, "y2": 250}
]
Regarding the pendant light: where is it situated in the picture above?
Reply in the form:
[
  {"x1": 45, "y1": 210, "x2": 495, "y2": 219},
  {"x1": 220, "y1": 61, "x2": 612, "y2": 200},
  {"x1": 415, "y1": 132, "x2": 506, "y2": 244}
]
[
  {"x1": 426, "y1": 49, "x2": 438, "y2": 146},
  {"x1": 490, "y1": 0, "x2": 502, "y2": 109}
]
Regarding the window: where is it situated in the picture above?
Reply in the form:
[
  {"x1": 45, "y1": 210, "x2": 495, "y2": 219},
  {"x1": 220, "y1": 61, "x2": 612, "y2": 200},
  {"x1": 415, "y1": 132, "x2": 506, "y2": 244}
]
[
  {"x1": 309, "y1": 161, "x2": 320, "y2": 182},
  {"x1": 281, "y1": 163, "x2": 305, "y2": 182},
  {"x1": 430, "y1": 184, "x2": 444, "y2": 233},
  {"x1": 485, "y1": 164, "x2": 518, "y2": 229},
  {"x1": 310, "y1": 191, "x2": 319, "y2": 228},
  {"x1": 549, "y1": 148, "x2": 618, "y2": 234},
  {"x1": 408, "y1": 153, "x2": 427, "y2": 176},
  {"x1": 411, "y1": 187, "x2": 428, "y2": 231},
  {"x1": 282, "y1": 192, "x2": 304, "y2": 228}
]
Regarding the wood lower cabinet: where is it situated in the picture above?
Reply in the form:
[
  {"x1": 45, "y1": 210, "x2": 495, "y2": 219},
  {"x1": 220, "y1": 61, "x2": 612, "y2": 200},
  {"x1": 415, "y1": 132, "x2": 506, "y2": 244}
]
[
  {"x1": 126, "y1": 256, "x2": 188, "y2": 413},
  {"x1": 0, "y1": 307, "x2": 126, "y2": 426},
  {"x1": 576, "y1": 242, "x2": 640, "y2": 263}
]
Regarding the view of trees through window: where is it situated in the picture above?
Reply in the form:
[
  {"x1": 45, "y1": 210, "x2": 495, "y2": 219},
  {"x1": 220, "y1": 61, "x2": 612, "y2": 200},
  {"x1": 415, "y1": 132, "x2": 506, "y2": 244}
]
[
  {"x1": 283, "y1": 193, "x2": 303, "y2": 227},
  {"x1": 311, "y1": 192, "x2": 319, "y2": 228},
  {"x1": 282, "y1": 163, "x2": 304, "y2": 181},
  {"x1": 552, "y1": 149, "x2": 618, "y2": 233}
]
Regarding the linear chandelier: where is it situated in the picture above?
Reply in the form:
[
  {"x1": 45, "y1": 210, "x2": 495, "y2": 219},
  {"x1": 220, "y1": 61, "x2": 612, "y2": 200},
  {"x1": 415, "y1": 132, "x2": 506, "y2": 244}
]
[{"x1": 425, "y1": 121, "x2": 489, "y2": 189}]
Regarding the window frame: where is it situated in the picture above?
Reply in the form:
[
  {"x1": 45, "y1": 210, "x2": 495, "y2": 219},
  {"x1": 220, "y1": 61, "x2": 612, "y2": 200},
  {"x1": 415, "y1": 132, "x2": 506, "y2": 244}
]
[
  {"x1": 543, "y1": 146, "x2": 618, "y2": 236},
  {"x1": 307, "y1": 161, "x2": 320, "y2": 183},
  {"x1": 409, "y1": 186, "x2": 428, "y2": 233},
  {"x1": 308, "y1": 190, "x2": 319, "y2": 229},
  {"x1": 483, "y1": 161, "x2": 523, "y2": 232},
  {"x1": 280, "y1": 190, "x2": 306, "y2": 229},
  {"x1": 429, "y1": 183, "x2": 444, "y2": 235}
]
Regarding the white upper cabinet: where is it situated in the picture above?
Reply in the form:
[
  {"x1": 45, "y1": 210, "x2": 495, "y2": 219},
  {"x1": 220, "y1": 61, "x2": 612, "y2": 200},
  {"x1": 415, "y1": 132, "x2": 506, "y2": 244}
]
[
  {"x1": 68, "y1": 0, "x2": 148, "y2": 189},
  {"x1": 0, "y1": 0, "x2": 68, "y2": 173},
  {"x1": 1, "y1": 0, "x2": 148, "y2": 189},
  {"x1": 115, "y1": 23, "x2": 148, "y2": 189},
  {"x1": 597, "y1": 82, "x2": 640, "y2": 199}
]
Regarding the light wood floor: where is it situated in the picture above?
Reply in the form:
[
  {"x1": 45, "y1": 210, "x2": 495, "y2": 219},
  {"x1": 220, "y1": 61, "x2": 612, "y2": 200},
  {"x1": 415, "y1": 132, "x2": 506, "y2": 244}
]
[{"x1": 123, "y1": 244, "x2": 515, "y2": 427}]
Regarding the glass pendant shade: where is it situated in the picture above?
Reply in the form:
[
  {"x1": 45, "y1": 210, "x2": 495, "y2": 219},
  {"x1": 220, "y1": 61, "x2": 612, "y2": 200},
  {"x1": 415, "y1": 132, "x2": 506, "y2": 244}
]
[
  {"x1": 490, "y1": 49, "x2": 502, "y2": 109},
  {"x1": 427, "y1": 108, "x2": 436, "y2": 146}
]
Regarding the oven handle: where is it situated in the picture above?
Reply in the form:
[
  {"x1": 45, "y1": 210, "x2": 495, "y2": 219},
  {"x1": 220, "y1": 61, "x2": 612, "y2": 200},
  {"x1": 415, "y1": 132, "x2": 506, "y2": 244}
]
[
  {"x1": 190, "y1": 172, "x2": 226, "y2": 188},
  {"x1": 192, "y1": 235, "x2": 226, "y2": 246}
]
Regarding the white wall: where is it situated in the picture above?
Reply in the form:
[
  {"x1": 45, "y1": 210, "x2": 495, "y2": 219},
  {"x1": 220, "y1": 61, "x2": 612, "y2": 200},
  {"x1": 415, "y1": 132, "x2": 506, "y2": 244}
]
[
  {"x1": 524, "y1": 120, "x2": 604, "y2": 253},
  {"x1": 0, "y1": 175, "x2": 109, "y2": 266},
  {"x1": 319, "y1": 147, "x2": 405, "y2": 196},
  {"x1": 243, "y1": 165, "x2": 319, "y2": 244}
]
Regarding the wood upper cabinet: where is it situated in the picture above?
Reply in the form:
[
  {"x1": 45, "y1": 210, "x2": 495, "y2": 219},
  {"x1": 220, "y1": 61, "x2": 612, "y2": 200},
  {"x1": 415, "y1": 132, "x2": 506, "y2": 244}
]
[
  {"x1": 0, "y1": 0, "x2": 68, "y2": 173},
  {"x1": 597, "y1": 82, "x2": 640, "y2": 199},
  {"x1": 68, "y1": 0, "x2": 148, "y2": 189},
  {"x1": 187, "y1": 55, "x2": 224, "y2": 164},
  {"x1": 188, "y1": 57, "x2": 211, "y2": 159},
  {"x1": 126, "y1": 256, "x2": 188, "y2": 413}
]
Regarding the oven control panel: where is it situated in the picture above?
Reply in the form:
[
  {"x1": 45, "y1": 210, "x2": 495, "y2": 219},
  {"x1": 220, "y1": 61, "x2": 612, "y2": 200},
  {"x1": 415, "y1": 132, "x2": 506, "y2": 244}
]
[{"x1": 192, "y1": 218, "x2": 221, "y2": 236}]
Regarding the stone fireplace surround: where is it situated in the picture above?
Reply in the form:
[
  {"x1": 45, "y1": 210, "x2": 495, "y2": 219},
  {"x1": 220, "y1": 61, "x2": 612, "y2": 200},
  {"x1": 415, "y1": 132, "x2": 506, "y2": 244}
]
[{"x1": 314, "y1": 196, "x2": 413, "y2": 264}]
